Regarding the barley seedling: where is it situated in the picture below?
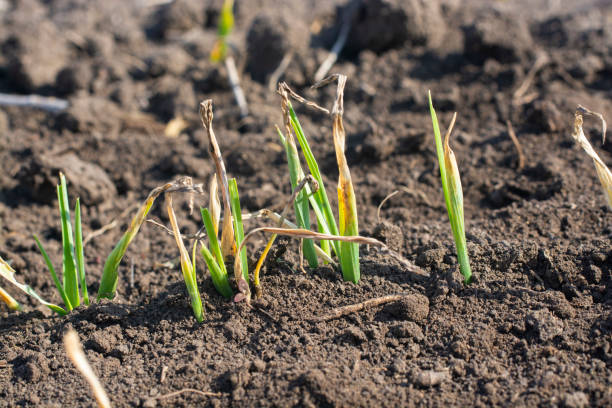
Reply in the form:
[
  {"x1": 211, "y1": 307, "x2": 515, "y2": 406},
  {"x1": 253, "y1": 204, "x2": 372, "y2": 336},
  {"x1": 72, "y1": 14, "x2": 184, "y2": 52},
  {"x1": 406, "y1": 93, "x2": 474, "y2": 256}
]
[{"x1": 428, "y1": 91, "x2": 472, "y2": 284}]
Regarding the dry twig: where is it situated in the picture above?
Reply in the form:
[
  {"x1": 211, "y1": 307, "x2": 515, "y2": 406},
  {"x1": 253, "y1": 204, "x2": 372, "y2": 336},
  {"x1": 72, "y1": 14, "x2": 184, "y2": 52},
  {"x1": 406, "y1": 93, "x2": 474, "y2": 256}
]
[
  {"x1": 64, "y1": 330, "x2": 111, "y2": 408},
  {"x1": 313, "y1": 294, "x2": 409, "y2": 322},
  {"x1": 313, "y1": 0, "x2": 362, "y2": 82},
  {"x1": 506, "y1": 120, "x2": 526, "y2": 171}
]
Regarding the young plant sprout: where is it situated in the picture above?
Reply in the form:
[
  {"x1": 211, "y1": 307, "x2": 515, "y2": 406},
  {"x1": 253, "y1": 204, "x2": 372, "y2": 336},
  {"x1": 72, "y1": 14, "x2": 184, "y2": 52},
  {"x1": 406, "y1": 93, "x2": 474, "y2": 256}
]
[
  {"x1": 166, "y1": 190, "x2": 204, "y2": 322},
  {"x1": 98, "y1": 181, "x2": 173, "y2": 300},
  {"x1": 200, "y1": 207, "x2": 232, "y2": 299},
  {"x1": 274, "y1": 75, "x2": 362, "y2": 283},
  {"x1": 210, "y1": 0, "x2": 248, "y2": 117},
  {"x1": 277, "y1": 89, "x2": 319, "y2": 269},
  {"x1": 98, "y1": 178, "x2": 204, "y2": 301},
  {"x1": 571, "y1": 106, "x2": 611, "y2": 208},
  {"x1": 33, "y1": 173, "x2": 89, "y2": 313},
  {"x1": 199, "y1": 100, "x2": 251, "y2": 303},
  {"x1": 428, "y1": 91, "x2": 472, "y2": 284}
]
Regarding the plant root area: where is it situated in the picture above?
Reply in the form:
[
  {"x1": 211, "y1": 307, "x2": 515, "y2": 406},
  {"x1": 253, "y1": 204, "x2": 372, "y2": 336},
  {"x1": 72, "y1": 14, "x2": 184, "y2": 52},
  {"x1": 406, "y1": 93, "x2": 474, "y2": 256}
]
[{"x1": 1, "y1": 0, "x2": 611, "y2": 406}]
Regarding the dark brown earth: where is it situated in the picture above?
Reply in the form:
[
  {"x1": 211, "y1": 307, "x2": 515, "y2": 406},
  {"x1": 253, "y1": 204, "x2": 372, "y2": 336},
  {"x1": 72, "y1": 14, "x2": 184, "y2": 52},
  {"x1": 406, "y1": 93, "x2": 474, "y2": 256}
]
[{"x1": 1, "y1": 0, "x2": 612, "y2": 406}]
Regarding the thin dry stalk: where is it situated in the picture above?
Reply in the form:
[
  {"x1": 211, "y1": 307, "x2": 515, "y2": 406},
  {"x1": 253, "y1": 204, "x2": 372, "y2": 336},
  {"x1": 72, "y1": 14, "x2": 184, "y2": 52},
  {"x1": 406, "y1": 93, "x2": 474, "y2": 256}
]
[
  {"x1": 237, "y1": 226, "x2": 382, "y2": 269},
  {"x1": 314, "y1": 0, "x2": 361, "y2": 82},
  {"x1": 252, "y1": 209, "x2": 335, "y2": 264},
  {"x1": 268, "y1": 52, "x2": 293, "y2": 91},
  {"x1": 571, "y1": 106, "x2": 611, "y2": 208},
  {"x1": 512, "y1": 52, "x2": 549, "y2": 103},
  {"x1": 209, "y1": 174, "x2": 221, "y2": 237},
  {"x1": 253, "y1": 175, "x2": 319, "y2": 297},
  {"x1": 200, "y1": 100, "x2": 235, "y2": 259},
  {"x1": 225, "y1": 56, "x2": 249, "y2": 118},
  {"x1": 83, "y1": 203, "x2": 139, "y2": 245},
  {"x1": 313, "y1": 294, "x2": 409, "y2": 322},
  {"x1": 278, "y1": 82, "x2": 329, "y2": 114},
  {"x1": 64, "y1": 330, "x2": 111, "y2": 408},
  {"x1": 376, "y1": 188, "x2": 437, "y2": 223},
  {"x1": 506, "y1": 120, "x2": 525, "y2": 171},
  {"x1": 146, "y1": 388, "x2": 223, "y2": 404}
]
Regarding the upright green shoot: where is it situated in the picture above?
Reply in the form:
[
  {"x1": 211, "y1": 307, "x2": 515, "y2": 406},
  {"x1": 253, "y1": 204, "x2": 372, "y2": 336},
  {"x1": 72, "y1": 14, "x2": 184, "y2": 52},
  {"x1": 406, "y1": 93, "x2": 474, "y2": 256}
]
[
  {"x1": 31, "y1": 173, "x2": 89, "y2": 314},
  {"x1": 428, "y1": 91, "x2": 472, "y2": 284},
  {"x1": 167, "y1": 194, "x2": 203, "y2": 322},
  {"x1": 200, "y1": 208, "x2": 233, "y2": 298},
  {"x1": 276, "y1": 78, "x2": 361, "y2": 283},
  {"x1": 74, "y1": 198, "x2": 88, "y2": 305},
  {"x1": 330, "y1": 75, "x2": 360, "y2": 283},
  {"x1": 97, "y1": 182, "x2": 172, "y2": 300},
  {"x1": 278, "y1": 93, "x2": 318, "y2": 267},
  {"x1": 57, "y1": 174, "x2": 79, "y2": 307},
  {"x1": 229, "y1": 179, "x2": 248, "y2": 283}
]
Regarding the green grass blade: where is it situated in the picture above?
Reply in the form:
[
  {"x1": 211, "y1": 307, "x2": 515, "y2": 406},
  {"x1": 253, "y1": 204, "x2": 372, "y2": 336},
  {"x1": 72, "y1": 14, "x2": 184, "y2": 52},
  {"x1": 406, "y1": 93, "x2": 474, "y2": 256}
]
[
  {"x1": 200, "y1": 208, "x2": 227, "y2": 275},
  {"x1": 288, "y1": 102, "x2": 340, "y2": 256},
  {"x1": 98, "y1": 184, "x2": 166, "y2": 300},
  {"x1": 74, "y1": 198, "x2": 88, "y2": 306},
  {"x1": 278, "y1": 127, "x2": 318, "y2": 267},
  {"x1": 57, "y1": 175, "x2": 79, "y2": 308},
  {"x1": 167, "y1": 197, "x2": 204, "y2": 322},
  {"x1": 228, "y1": 178, "x2": 248, "y2": 281},
  {"x1": 200, "y1": 208, "x2": 232, "y2": 298},
  {"x1": 428, "y1": 91, "x2": 452, "y2": 216},
  {"x1": 217, "y1": 0, "x2": 234, "y2": 37},
  {"x1": 0, "y1": 256, "x2": 67, "y2": 315},
  {"x1": 200, "y1": 245, "x2": 233, "y2": 298},
  {"x1": 33, "y1": 235, "x2": 72, "y2": 311}
]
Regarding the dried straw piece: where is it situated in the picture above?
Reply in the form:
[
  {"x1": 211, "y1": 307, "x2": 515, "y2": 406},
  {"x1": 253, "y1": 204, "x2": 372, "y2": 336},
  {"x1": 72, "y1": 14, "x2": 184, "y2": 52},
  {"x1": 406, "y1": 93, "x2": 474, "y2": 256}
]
[
  {"x1": 64, "y1": 330, "x2": 111, "y2": 408},
  {"x1": 571, "y1": 106, "x2": 611, "y2": 208},
  {"x1": 209, "y1": 174, "x2": 221, "y2": 237},
  {"x1": 200, "y1": 100, "x2": 235, "y2": 259}
]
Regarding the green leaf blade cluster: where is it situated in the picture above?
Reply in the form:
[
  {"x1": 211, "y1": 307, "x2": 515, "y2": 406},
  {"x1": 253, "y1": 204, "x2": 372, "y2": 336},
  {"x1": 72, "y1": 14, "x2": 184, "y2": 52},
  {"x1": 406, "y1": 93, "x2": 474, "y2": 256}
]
[
  {"x1": 29, "y1": 174, "x2": 89, "y2": 314},
  {"x1": 200, "y1": 208, "x2": 233, "y2": 298}
]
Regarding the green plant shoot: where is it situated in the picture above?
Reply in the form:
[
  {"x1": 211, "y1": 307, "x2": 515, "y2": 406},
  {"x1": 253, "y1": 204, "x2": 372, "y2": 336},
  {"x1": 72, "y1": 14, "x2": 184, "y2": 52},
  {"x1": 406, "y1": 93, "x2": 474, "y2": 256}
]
[
  {"x1": 428, "y1": 91, "x2": 472, "y2": 284},
  {"x1": 210, "y1": 0, "x2": 234, "y2": 62},
  {"x1": 228, "y1": 178, "x2": 248, "y2": 282},
  {"x1": 200, "y1": 208, "x2": 233, "y2": 298},
  {"x1": 32, "y1": 173, "x2": 89, "y2": 313},
  {"x1": 167, "y1": 194, "x2": 203, "y2": 322}
]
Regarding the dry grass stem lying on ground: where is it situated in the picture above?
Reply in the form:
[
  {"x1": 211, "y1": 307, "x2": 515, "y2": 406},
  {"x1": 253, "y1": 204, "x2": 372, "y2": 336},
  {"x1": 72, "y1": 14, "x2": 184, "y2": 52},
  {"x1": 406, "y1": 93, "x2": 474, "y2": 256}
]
[
  {"x1": 313, "y1": 294, "x2": 410, "y2": 322},
  {"x1": 571, "y1": 105, "x2": 611, "y2": 208},
  {"x1": 64, "y1": 330, "x2": 111, "y2": 408}
]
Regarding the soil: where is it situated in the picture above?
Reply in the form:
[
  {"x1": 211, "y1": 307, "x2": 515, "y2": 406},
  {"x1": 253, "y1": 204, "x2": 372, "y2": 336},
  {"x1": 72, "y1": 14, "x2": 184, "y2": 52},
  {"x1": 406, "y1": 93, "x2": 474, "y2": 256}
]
[{"x1": 1, "y1": 0, "x2": 612, "y2": 406}]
